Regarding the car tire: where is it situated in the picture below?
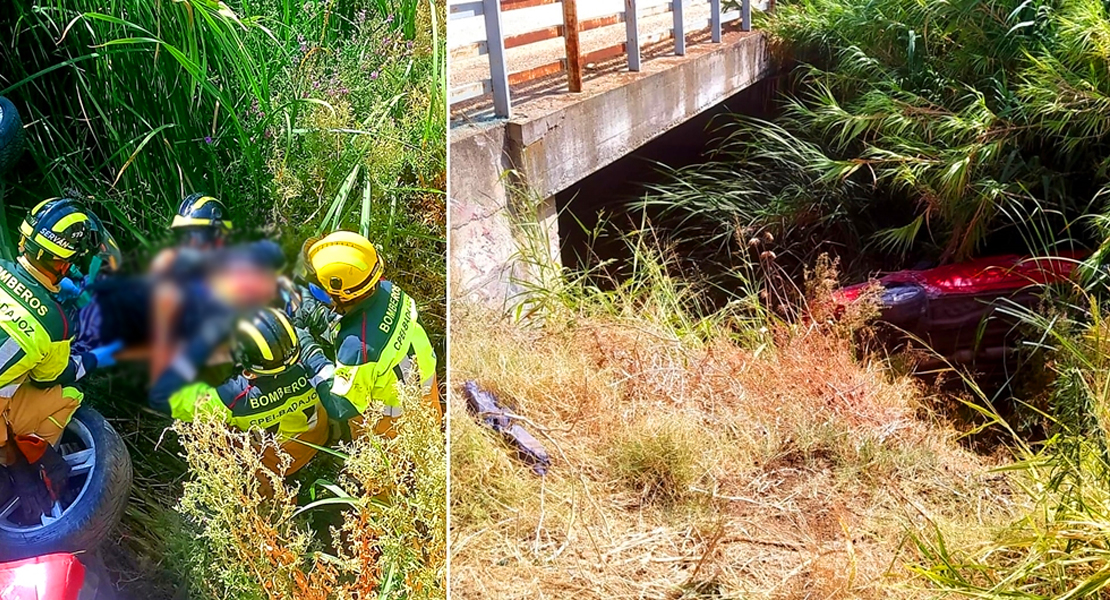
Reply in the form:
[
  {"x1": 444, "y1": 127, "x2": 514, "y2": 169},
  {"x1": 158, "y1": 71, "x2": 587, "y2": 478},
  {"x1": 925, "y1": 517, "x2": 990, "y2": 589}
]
[
  {"x1": 0, "y1": 407, "x2": 133, "y2": 561},
  {"x1": 0, "y1": 96, "x2": 25, "y2": 177}
]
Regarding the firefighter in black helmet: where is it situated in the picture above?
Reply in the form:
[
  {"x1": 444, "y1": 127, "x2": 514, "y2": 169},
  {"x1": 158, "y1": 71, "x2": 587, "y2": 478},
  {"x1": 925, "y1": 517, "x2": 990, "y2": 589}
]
[
  {"x1": 160, "y1": 307, "x2": 333, "y2": 476},
  {"x1": 0, "y1": 198, "x2": 122, "y2": 520},
  {"x1": 147, "y1": 192, "x2": 284, "y2": 387}
]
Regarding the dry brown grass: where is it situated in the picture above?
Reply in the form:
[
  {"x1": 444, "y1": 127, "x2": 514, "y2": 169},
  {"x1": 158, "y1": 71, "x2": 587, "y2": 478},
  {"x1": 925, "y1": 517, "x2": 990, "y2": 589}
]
[
  {"x1": 449, "y1": 299, "x2": 1019, "y2": 599},
  {"x1": 175, "y1": 383, "x2": 446, "y2": 599}
]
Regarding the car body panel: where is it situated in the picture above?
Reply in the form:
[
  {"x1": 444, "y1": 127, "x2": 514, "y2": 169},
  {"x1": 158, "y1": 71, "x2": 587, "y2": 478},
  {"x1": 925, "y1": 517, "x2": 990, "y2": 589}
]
[{"x1": 0, "y1": 553, "x2": 86, "y2": 600}]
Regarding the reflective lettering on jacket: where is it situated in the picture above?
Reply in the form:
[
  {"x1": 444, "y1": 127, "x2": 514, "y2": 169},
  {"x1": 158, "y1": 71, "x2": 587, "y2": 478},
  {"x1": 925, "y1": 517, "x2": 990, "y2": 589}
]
[
  {"x1": 167, "y1": 362, "x2": 326, "y2": 440},
  {"x1": 331, "y1": 280, "x2": 437, "y2": 417},
  {"x1": 0, "y1": 260, "x2": 71, "y2": 388}
]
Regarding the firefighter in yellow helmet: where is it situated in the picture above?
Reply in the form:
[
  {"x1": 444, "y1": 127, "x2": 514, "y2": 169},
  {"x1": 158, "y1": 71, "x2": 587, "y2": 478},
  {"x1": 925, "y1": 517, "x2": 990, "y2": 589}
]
[
  {"x1": 161, "y1": 307, "x2": 332, "y2": 476},
  {"x1": 299, "y1": 231, "x2": 439, "y2": 439}
]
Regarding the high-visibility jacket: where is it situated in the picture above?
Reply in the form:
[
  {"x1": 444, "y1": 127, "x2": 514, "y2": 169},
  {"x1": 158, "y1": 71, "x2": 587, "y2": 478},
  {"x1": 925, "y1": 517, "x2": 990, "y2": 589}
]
[
  {"x1": 331, "y1": 281, "x2": 436, "y2": 417},
  {"x1": 0, "y1": 259, "x2": 97, "y2": 389},
  {"x1": 166, "y1": 356, "x2": 332, "y2": 440}
]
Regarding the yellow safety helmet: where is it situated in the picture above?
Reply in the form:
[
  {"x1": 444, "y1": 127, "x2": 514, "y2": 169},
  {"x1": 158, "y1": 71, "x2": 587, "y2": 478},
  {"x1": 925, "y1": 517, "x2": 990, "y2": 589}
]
[{"x1": 306, "y1": 231, "x2": 383, "y2": 305}]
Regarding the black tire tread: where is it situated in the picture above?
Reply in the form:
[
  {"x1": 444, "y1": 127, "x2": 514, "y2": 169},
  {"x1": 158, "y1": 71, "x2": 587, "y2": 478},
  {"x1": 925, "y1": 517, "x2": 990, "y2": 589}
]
[{"x1": 0, "y1": 97, "x2": 25, "y2": 176}]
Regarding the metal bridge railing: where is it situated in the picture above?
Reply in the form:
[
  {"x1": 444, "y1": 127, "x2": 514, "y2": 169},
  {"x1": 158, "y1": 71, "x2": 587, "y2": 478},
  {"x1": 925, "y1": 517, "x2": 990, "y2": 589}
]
[{"x1": 449, "y1": 0, "x2": 757, "y2": 119}]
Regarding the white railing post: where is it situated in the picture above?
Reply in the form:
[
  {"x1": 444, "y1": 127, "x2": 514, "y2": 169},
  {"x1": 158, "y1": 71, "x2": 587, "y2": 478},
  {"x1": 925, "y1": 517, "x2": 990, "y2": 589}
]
[
  {"x1": 625, "y1": 0, "x2": 641, "y2": 71},
  {"x1": 673, "y1": 0, "x2": 685, "y2": 55},
  {"x1": 742, "y1": 0, "x2": 751, "y2": 31},
  {"x1": 483, "y1": 0, "x2": 512, "y2": 117},
  {"x1": 710, "y1": 0, "x2": 721, "y2": 42}
]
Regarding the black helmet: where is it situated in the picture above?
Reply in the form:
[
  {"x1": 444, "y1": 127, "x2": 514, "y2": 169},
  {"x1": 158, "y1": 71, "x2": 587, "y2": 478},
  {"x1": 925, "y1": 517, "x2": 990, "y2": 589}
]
[
  {"x1": 231, "y1": 307, "x2": 300, "y2": 376},
  {"x1": 19, "y1": 198, "x2": 105, "y2": 269},
  {"x1": 171, "y1": 193, "x2": 231, "y2": 246}
]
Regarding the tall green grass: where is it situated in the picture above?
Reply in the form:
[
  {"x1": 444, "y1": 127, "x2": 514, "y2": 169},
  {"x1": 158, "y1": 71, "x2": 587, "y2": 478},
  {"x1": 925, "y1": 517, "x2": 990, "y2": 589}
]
[
  {"x1": 906, "y1": 268, "x2": 1110, "y2": 597},
  {"x1": 644, "y1": 0, "x2": 1110, "y2": 269},
  {"x1": 1, "y1": 1, "x2": 443, "y2": 250},
  {"x1": 0, "y1": 1, "x2": 445, "y2": 596}
]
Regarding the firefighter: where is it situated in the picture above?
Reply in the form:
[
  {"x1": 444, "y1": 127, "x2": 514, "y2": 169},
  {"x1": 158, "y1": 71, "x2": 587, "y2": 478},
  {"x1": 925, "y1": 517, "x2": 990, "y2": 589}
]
[
  {"x1": 301, "y1": 231, "x2": 440, "y2": 439},
  {"x1": 152, "y1": 192, "x2": 284, "y2": 274},
  {"x1": 160, "y1": 307, "x2": 333, "y2": 476},
  {"x1": 151, "y1": 193, "x2": 233, "y2": 274},
  {"x1": 0, "y1": 198, "x2": 122, "y2": 517},
  {"x1": 0, "y1": 198, "x2": 122, "y2": 445},
  {"x1": 147, "y1": 193, "x2": 284, "y2": 389}
]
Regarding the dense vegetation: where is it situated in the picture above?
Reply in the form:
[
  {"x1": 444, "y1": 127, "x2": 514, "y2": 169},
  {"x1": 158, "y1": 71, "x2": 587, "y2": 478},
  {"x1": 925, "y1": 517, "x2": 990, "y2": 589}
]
[
  {"x1": 647, "y1": 0, "x2": 1110, "y2": 270},
  {"x1": 0, "y1": 1, "x2": 445, "y2": 597},
  {"x1": 636, "y1": 0, "x2": 1110, "y2": 596}
]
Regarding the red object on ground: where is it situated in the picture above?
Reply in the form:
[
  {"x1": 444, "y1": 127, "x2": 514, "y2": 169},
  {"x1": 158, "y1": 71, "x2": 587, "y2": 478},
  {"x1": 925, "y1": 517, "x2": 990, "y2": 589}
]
[
  {"x1": 833, "y1": 252, "x2": 1089, "y2": 367},
  {"x1": 835, "y1": 252, "x2": 1088, "y2": 303},
  {"x1": 0, "y1": 553, "x2": 86, "y2": 600}
]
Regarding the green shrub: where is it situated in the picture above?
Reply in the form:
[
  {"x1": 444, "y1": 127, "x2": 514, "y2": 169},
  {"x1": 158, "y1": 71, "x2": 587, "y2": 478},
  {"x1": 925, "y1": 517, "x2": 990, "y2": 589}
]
[
  {"x1": 645, "y1": 0, "x2": 1110, "y2": 272},
  {"x1": 0, "y1": 1, "x2": 444, "y2": 594},
  {"x1": 608, "y1": 415, "x2": 706, "y2": 504},
  {"x1": 174, "y1": 383, "x2": 446, "y2": 600}
]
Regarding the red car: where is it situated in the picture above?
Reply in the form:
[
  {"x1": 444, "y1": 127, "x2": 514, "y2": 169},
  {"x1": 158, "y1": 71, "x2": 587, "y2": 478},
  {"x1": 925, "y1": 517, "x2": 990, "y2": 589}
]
[
  {"x1": 834, "y1": 252, "x2": 1087, "y2": 367},
  {"x1": 0, "y1": 553, "x2": 92, "y2": 600}
]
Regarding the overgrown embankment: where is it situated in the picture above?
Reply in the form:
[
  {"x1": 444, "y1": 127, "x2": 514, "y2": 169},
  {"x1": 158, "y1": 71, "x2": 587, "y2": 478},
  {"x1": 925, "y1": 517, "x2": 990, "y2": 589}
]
[
  {"x1": 0, "y1": 2, "x2": 445, "y2": 597},
  {"x1": 449, "y1": 256, "x2": 1017, "y2": 599}
]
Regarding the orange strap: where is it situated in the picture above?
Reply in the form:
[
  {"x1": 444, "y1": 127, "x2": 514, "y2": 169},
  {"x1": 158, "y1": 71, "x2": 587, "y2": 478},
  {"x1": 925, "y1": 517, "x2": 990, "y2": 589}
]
[{"x1": 13, "y1": 434, "x2": 47, "y2": 464}]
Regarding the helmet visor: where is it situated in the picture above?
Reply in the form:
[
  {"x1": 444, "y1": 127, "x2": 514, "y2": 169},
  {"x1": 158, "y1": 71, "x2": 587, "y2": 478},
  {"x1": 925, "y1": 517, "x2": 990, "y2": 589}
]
[{"x1": 97, "y1": 230, "x2": 123, "y2": 273}]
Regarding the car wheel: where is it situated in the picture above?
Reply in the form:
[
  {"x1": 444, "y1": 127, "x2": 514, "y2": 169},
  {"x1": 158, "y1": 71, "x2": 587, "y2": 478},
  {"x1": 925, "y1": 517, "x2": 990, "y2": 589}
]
[
  {"x1": 0, "y1": 97, "x2": 25, "y2": 177},
  {"x1": 0, "y1": 407, "x2": 133, "y2": 561}
]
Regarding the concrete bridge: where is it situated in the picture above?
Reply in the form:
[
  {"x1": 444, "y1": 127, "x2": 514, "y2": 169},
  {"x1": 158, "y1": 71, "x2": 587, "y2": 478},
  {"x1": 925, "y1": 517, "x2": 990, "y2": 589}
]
[{"x1": 449, "y1": 0, "x2": 774, "y2": 306}]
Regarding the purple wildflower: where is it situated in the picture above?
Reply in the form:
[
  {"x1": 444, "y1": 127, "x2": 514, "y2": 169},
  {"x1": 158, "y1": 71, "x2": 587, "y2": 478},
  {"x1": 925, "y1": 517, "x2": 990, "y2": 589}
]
[
  {"x1": 204, "y1": 136, "x2": 213, "y2": 144},
  {"x1": 387, "y1": 13, "x2": 395, "y2": 24},
  {"x1": 370, "y1": 70, "x2": 379, "y2": 80}
]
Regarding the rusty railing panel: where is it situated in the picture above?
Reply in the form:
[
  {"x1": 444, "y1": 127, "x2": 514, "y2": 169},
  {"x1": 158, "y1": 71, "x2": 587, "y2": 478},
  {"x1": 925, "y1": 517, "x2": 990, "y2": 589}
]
[{"x1": 562, "y1": 0, "x2": 583, "y2": 92}]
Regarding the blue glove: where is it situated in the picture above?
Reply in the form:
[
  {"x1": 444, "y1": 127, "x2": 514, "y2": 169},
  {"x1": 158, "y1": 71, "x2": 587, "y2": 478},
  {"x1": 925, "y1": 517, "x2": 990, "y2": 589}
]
[
  {"x1": 56, "y1": 277, "x2": 82, "y2": 303},
  {"x1": 90, "y1": 340, "x2": 124, "y2": 370},
  {"x1": 308, "y1": 283, "x2": 334, "y2": 306}
]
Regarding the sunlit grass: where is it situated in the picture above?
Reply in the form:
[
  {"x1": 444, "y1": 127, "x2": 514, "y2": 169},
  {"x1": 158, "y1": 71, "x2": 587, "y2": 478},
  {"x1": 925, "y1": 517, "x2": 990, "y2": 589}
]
[
  {"x1": 644, "y1": 0, "x2": 1110, "y2": 272},
  {"x1": 0, "y1": 1, "x2": 444, "y2": 596},
  {"x1": 450, "y1": 218, "x2": 994, "y2": 598}
]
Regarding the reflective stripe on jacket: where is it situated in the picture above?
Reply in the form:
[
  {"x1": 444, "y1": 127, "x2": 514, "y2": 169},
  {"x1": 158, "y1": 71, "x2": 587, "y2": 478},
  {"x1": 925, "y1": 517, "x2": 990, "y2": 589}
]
[
  {"x1": 0, "y1": 260, "x2": 86, "y2": 388},
  {"x1": 167, "y1": 361, "x2": 328, "y2": 440},
  {"x1": 331, "y1": 280, "x2": 436, "y2": 417}
]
